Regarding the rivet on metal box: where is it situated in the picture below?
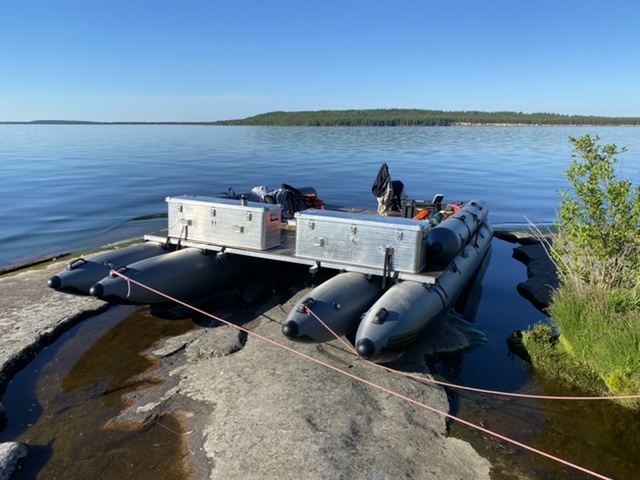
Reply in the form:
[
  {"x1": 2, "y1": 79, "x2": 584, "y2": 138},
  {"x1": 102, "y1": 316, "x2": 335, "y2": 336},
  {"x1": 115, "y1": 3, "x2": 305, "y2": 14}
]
[
  {"x1": 166, "y1": 195, "x2": 282, "y2": 250},
  {"x1": 294, "y1": 209, "x2": 428, "y2": 273}
]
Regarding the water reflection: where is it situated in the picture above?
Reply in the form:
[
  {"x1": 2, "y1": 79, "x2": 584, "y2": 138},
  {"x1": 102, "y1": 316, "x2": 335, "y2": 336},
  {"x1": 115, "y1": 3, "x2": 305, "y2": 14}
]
[
  {"x1": 448, "y1": 375, "x2": 640, "y2": 479},
  {"x1": 529, "y1": 375, "x2": 640, "y2": 479},
  {"x1": 429, "y1": 239, "x2": 640, "y2": 479}
]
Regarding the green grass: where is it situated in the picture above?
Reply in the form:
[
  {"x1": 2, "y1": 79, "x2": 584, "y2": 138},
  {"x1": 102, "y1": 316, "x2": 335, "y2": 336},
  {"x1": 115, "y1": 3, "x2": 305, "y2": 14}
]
[
  {"x1": 521, "y1": 280, "x2": 640, "y2": 407},
  {"x1": 549, "y1": 284, "x2": 640, "y2": 392},
  {"x1": 518, "y1": 221, "x2": 640, "y2": 407},
  {"x1": 519, "y1": 323, "x2": 606, "y2": 393}
]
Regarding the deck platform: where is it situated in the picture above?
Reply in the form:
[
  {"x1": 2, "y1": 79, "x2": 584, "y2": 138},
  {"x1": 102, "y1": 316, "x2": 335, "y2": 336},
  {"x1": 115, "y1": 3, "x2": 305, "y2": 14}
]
[{"x1": 145, "y1": 222, "x2": 444, "y2": 284}]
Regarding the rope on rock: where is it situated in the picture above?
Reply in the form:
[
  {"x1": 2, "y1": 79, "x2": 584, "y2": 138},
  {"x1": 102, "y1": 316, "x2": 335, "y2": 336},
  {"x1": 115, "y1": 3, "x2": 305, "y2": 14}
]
[
  {"x1": 302, "y1": 305, "x2": 640, "y2": 402},
  {"x1": 109, "y1": 269, "x2": 614, "y2": 480}
]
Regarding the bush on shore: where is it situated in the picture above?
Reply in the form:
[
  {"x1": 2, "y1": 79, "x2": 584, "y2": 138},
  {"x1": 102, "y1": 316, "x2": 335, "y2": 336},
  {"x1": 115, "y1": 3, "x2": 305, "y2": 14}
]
[{"x1": 521, "y1": 134, "x2": 640, "y2": 406}]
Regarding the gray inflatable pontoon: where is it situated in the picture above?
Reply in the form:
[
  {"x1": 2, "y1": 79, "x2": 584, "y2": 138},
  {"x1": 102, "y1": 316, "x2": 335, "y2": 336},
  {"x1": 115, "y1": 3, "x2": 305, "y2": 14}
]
[
  {"x1": 282, "y1": 272, "x2": 383, "y2": 342},
  {"x1": 355, "y1": 221, "x2": 493, "y2": 358},
  {"x1": 47, "y1": 241, "x2": 169, "y2": 295},
  {"x1": 89, "y1": 247, "x2": 251, "y2": 304}
]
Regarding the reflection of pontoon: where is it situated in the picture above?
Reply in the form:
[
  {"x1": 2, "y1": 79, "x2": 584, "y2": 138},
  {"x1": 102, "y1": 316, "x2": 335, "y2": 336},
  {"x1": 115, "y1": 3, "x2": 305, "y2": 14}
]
[{"x1": 47, "y1": 164, "x2": 493, "y2": 359}]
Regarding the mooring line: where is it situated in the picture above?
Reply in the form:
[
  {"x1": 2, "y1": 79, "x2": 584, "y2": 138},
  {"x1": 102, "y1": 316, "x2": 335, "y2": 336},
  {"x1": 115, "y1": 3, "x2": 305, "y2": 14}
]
[
  {"x1": 153, "y1": 419, "x2": 189, "y2": 437},
  {"x1": 110, "y1": 269, "x2": 613, "y2": 480},
  {"x1": 301, "y1": 304, "x2": 359, "y2": 355},
  {"x1": 302, "y1": 304, "x2": 640, "y2": 402}
]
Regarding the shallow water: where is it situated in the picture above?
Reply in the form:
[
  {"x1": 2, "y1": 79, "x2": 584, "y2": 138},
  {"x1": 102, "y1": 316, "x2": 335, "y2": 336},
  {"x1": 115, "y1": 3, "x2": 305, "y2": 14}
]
[
  {"x1": 448, "y1": 373, "x2": 640, "y2": 479},
  {"x1": 0, "y1": 305, "x2": 197, "y2": 479},
  {"x1": 433, "y1": 238, "x2": 640, "y2": 479}
]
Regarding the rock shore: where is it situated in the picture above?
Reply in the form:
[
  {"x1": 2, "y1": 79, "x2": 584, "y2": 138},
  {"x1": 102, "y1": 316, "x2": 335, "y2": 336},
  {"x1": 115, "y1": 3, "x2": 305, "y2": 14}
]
[
  {"x1": 0, "y1": 233, "x2": 555, "y2": 479},
  {"x1": 0, "y1": 263, "x2": 110, "y2": 478},
  {"x1": 493, "y1": 227, "x2": 558, "y2": 312}
]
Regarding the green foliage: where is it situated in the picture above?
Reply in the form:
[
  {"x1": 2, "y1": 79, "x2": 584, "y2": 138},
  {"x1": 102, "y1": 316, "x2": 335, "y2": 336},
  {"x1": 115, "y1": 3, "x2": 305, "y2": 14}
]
[
  {"x1": 553, "y1": 134, "x2": 640, "y2": 289},
  {"x1": 525, "y1": 134, "x2": 640, "y2": 405}
]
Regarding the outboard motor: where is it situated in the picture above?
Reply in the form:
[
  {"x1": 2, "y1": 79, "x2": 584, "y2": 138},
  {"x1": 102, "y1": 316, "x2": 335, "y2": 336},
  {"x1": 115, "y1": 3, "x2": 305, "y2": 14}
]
[{"x1": 390, "y1": 180, "x2": 406, "y2": 213}]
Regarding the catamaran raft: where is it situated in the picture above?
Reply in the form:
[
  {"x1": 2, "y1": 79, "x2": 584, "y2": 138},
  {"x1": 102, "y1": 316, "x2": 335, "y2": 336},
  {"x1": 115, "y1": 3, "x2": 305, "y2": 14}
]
[{"x1": 47, "y1": 164, "x2": 493, "y2": 359}]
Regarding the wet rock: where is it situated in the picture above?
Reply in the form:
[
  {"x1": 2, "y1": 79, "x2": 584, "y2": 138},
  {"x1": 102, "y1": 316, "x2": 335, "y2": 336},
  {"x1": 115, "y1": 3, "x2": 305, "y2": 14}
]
[
  {"x1": 0, "y1": 252, "x2": 493, "y2": 479},
  {"x1": 0, "y1": 265, "x2": 109, "y2": 373},
  {"x1": 0, "y1": 262, "x2": 110, "y2": 420},
  {"x1": 0, "y1": 442, "x2": 28, "y2": 480},
  {"x1": 117, "y1": 289, "x2": 492, "y2": 480},
  {"x1": 513, "y1": 243, "x2": 559, "y2": 312},
  {"x1": 494, "y1": 227, "x2": 559, "y2": 312},
  {"x1": 415, "y1": 312, "x2": 487, "y2": 355},
  {"x1": 493, "y1": 225, "x2": 554, "y2": 246},
  {"x1": 153, "y1": 326, "x2": 247, "y2": 362}
]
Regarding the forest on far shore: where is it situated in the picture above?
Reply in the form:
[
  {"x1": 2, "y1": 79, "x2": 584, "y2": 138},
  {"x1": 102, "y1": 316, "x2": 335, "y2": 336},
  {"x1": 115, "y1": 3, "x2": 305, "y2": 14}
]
[
  {"x1": 5, "y1": 109, "x2": 640, "y2": 126},
  {"x1": 213, "y1": 109, "x2": 640, "y2": 126}
]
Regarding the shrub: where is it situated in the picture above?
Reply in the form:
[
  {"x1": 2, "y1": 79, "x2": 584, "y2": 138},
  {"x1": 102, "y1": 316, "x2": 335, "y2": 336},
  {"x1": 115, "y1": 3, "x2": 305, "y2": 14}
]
[
  {"x1": 523, "y1": 135, "x2": 640, "y2": 404},
  {"x1": 553, "y1": 134, "x2": 640, "y2": 289}
]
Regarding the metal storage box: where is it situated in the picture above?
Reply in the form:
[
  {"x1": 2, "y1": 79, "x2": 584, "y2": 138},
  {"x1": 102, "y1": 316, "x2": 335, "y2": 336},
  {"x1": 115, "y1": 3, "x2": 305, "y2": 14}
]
[
  {"x1": 295, "y1": 209, "x2": 428, "y2": 273},
  {"x1": 166, "y1": 195, "x2": 282, "y2": 250}
]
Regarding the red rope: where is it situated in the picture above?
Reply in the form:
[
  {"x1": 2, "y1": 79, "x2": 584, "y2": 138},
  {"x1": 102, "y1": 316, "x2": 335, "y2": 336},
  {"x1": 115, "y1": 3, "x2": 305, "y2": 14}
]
[
  {"x1": 109, "y1": 269, "x2": 614, "y2": 480},
  {"x1": 302, "y1": 305, "x2": 640, "y2": 402},
  {"x1": 301, "y1": 304, "x2": 359, "y2": 355}
]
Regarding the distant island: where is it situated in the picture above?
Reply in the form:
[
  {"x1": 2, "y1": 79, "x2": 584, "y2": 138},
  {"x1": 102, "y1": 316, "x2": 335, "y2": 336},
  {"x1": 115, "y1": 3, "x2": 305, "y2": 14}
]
[
  {"x1": 3, "y1": 109, "x2": 640, "y2": 126},
  {"x1": 213, "y1": 109, "x2": 640, "y2": 126}
]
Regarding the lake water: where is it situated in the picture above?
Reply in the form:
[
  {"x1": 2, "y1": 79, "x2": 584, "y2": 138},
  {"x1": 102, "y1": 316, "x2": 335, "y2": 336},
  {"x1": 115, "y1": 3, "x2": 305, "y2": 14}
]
[
  {"x1": 2, "y1": 124, "x2": 639, "y2": 269},
  {"x1": 2, "y1": 125, "x2": 640, "y2": 478}
]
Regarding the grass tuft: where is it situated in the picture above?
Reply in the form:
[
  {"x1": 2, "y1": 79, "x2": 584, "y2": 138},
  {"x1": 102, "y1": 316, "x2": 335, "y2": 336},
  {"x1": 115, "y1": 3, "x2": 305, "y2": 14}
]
[{"x1": 518, "y1": 238, "x2": 640, "y2": 407}]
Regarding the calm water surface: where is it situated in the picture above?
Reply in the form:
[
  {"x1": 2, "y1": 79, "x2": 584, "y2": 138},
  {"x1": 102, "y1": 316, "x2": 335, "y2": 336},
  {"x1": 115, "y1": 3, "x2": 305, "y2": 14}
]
[
  {"x1": 1, "y1": 125, "x2": 640, "y2": 478},
  {"x1": 2, "y1": 125, "x2": 639, "y2": 268}
]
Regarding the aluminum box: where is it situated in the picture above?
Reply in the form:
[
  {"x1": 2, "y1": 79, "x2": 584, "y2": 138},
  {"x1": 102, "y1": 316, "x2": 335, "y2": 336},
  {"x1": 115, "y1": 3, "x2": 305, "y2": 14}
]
[
  {"x1": 295, "y1": 209, "x2": 428, "y2": 273},
  {"x1": 166, "y1": 195, "x2": 282, "y2": 250}
]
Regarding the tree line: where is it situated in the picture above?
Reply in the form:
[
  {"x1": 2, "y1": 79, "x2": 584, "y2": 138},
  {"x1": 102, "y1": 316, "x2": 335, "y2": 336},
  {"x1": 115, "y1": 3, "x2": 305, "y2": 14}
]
[
  {"x1": 4, "y1": 109, "x2": 639, "y2": 126},
  {"x1": 214, "y1": 109, "x2": 640, "y2": 126}
]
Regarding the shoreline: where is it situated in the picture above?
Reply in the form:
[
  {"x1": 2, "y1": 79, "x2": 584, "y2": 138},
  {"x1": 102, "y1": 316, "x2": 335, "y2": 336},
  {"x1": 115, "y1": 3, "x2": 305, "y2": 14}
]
[
  {"x1": 0, "y1": 232, "x2": 555, "y2": 478},
  {"x1": 2, "y1": 121, "x2": 639, "y2": 127}
]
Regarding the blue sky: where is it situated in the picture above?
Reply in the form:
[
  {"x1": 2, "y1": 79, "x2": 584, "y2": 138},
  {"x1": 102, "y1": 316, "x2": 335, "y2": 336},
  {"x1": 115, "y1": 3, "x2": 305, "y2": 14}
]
[{"x1": 1, "y1": 0, "x2": 638, "y2": 122}]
